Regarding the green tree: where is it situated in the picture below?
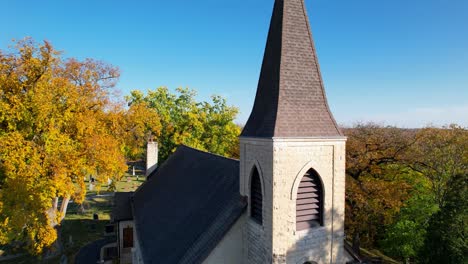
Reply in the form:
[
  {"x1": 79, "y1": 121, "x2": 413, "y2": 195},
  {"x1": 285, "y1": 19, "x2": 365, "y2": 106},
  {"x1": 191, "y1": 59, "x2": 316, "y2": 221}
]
[
  {"x1": 380, "y1": 186, "x2": 438, "y2": 263},
  {"x1": 126, "y1": 87, "x2": 240, "y2": 161},
  {"x1": 419, "y1": 174, "x2": 467, "y2": 264},
  {"x1": 410, "y1": 125, "x2": 468, "y2": 207}
]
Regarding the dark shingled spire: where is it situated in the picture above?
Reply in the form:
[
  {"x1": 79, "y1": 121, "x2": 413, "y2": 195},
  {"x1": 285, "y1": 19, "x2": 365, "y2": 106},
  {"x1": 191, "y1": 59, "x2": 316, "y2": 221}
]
[{"x1": 241, "y1": 0, "x2": 343, "y2": 138}]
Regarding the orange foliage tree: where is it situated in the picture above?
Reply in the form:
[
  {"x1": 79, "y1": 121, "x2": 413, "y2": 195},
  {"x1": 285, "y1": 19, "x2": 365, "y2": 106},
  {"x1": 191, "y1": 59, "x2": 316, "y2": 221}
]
[{"x1": 344, "y1": 123, "x2": 416, "y2": 247}]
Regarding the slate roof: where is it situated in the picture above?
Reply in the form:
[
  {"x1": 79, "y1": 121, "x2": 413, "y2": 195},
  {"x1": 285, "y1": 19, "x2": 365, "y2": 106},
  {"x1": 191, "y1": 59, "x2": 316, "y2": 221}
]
[
  {"x1": 132, "y1": 145, "x2": 247, "y2": 264},
  {"x1": 241, "y1": 0, "x2": 343, "y2": 138},
  {"x1": 111, "y1": 192, "x2": 133, "y2": 222}
]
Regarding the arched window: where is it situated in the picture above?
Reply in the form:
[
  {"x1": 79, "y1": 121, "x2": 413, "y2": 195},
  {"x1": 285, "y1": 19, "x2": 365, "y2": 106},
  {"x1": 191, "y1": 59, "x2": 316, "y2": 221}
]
[
  {"x1": 296, "y1": 169, "x2": 323, "y2": 230},
  {"x1": 250, "y1": 167, "x2": 263, "y2": 224}
]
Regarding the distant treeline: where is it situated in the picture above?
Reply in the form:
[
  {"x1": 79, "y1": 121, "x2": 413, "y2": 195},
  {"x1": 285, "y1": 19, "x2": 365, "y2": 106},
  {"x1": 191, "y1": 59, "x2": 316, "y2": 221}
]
[{"x1": 343, "y1": 123, "x2": 467, "y2": 263}]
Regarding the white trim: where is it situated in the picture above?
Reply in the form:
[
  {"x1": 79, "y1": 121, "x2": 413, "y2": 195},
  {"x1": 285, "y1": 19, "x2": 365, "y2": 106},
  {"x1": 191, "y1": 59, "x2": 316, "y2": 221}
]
[{"x1": 240, "y1": 136, "x2": 347, "y2": 143}]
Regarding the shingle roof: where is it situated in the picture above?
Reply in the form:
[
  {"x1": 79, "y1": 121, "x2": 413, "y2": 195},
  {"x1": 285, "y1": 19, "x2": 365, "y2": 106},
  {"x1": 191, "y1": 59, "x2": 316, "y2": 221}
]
[
  {"x1": 241, "y1": 0, "x2": 343, "y2": 138},
  {"x1": 111, "y1": 192, "x2": 133, "y2": 222},
  {"x1": 132, "y1": 145, "x2": 246, "y2": 264}
]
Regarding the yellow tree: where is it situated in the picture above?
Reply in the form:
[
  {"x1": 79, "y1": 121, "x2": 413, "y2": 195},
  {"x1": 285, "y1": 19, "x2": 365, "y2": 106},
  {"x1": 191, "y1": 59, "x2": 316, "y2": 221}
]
[
  {"x1": 107, "y1": 101, "x2": 162, "y2": 160},
  {"x1": 0, "y1": 39, "x2": 127, "y2": 254}
]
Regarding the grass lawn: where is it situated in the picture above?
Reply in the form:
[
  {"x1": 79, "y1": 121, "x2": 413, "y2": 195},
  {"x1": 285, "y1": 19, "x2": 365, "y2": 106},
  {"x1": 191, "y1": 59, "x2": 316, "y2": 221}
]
[{"x1": 0, "y1": 171, "x2": 146, "y2": 264}]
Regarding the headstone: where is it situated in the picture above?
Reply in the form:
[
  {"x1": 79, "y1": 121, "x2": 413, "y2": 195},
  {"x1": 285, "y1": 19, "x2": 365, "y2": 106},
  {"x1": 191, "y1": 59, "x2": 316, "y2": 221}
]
[
  {"x1": 78, "y1": 204, "x2": 85, "y2": 214},
  {"x1": 59, "y1": 254, "x2": 67, "y2": 264},
  {"x1": 93, "y1": 213, "x2": 99, "y2": 220}
]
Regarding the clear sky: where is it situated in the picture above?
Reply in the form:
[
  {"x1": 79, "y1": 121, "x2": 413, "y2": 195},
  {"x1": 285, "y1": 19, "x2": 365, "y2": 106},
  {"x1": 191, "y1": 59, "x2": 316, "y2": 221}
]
[{"x1": 1, "y1": 0, "x2": 467, "y2": 128}]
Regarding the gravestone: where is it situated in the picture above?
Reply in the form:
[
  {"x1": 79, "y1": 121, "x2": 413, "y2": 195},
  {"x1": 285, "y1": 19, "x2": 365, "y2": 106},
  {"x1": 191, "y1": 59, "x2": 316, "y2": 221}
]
[{"x1": 59, "y1": 254, "x2": 67, "y2": 264}]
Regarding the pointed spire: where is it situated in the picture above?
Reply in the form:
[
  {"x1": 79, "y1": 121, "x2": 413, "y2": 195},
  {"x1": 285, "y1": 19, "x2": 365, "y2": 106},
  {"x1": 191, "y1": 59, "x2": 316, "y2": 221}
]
[{"x1": 241, "y1": 0, "x2": 342, "y2": 138}]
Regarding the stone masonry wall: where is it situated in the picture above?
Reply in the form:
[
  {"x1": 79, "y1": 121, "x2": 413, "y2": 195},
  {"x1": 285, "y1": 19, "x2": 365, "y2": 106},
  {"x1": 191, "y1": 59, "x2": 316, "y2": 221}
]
[
  {"x1": 240, "y1": 138, "x2": 273, "y2": 263},
  {"x1": 240, "y1": 137, "x2": 346, "y2": 264}
]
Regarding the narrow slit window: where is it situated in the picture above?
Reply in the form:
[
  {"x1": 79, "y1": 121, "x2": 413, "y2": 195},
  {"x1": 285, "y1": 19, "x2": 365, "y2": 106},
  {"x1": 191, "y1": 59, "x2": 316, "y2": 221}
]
[
  {"x1": 296, "y1": 169, "x2": 323, "y2": 230},
  {"x1": 250, "y1": 167, "x2": 263, "y2": 224},
  {"x1": 123, "y1": 227, "x2": 134, "y2": 248}
]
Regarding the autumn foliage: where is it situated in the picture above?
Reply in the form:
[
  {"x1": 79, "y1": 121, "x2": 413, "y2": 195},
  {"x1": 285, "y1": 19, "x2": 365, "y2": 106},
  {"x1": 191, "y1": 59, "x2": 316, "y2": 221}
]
[
  {"x1": 0, "y1": 39, "x2": 239, "y2": 255},
  {"x1": 344, "y1": 123, "x2": 467, "y2": 263},
  {"x1": 1, "y1": 39, "x2": 465, "y2": 262},
  {"x1": 0, "y1": 39, "x2": 129, "y2": 254}
]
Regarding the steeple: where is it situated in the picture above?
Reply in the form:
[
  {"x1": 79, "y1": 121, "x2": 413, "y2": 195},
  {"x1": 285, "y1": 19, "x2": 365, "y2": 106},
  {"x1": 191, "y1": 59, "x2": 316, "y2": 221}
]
[
  {"x1": 239, "y1": 1, "x2": 349, "y2": 262},
  {"x1": 241, "y1": 0, "x2": 342, "y2": 138}
]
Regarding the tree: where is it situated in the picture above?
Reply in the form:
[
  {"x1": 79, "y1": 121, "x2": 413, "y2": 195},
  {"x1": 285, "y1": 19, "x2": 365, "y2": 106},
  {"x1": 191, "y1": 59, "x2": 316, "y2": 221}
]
[
  {"x1": 344, "y1": 123, "x2": 416, "y2": 247},
  {"x1": 0, "y1": 39, "x2": 127, "y2": 254},
  {"x1": 345, "y1": 123, "x2": 467, "y2": 259},
  {"x1": 380, "y1": 184, "x2": 438, "y2": 263},
  {"x1": 419, "y1": 174, "x2": 467, "y2": 264},
  {"x1": 410, "y1": 125, "x2": 468, "y2": 207},
  {"x1": 126, "y1": 87, "x2": 240, "y2": 161},
  {"x1": 106, "y1": 101, "x2": 162, "y2": 160},
  {"x1": 344, "y1": 123, "x2": 416, "y2": 181}
]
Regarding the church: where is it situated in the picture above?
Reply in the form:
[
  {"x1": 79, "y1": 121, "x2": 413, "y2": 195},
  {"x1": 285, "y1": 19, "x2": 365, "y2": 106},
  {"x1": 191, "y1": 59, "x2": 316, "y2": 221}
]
[{"x1": 111, "y1": 0, "x2": 356, "y2": 263}]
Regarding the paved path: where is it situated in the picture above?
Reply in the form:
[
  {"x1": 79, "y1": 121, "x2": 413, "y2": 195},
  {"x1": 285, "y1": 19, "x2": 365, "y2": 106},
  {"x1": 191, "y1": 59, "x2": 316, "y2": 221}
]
[{"x1": 75, "y1": 238, "x2": 114, "y2": 264}]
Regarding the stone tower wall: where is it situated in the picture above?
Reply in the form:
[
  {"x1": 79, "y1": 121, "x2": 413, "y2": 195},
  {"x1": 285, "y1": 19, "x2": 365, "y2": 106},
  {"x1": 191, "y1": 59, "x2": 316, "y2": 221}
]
[
  {"x1": 240, "y1": 138, "x2": 273, "y2": 263},
  {"x1": 240, "y1": 137, "x2": 347, "y2": 264}
]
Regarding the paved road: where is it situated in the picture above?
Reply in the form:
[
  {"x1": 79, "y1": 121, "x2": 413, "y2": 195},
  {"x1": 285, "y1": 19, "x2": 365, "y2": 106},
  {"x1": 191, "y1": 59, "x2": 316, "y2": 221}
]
[{"x1": 75, "y1": 238, "x2": 114, "y2": 264}]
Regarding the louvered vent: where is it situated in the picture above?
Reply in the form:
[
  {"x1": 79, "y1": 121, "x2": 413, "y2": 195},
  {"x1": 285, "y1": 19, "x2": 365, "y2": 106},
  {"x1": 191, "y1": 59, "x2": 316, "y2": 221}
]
[
  {"x1": 296, "y1": 169, "x2": 323, "y2": 230},
  {"x1": 250, "y1": 168, "x2": 263, "y2": 224}
]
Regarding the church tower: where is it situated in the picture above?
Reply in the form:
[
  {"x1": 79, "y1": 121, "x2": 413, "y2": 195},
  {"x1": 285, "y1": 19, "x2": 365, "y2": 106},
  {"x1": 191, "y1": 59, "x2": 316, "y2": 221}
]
[{"x1": 239, "y1": 0, "x2": 347, "y2": 263}]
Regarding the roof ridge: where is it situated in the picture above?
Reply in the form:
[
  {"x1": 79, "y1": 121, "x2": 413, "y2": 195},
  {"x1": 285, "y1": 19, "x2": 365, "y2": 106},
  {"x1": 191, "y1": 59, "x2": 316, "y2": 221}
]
[
  {"x1": 178, "y1": 144, "x2": 240, "y2": 162},
  {"x1": 132, "y1": 142, "x2": 241, "y2": 263}
]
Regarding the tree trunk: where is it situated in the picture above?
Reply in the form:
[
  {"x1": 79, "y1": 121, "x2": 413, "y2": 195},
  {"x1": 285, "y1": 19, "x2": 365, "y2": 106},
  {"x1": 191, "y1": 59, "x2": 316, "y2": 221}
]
[
  {"x1": 59, "y1": 196, "x2": 71, "y2": 222},
  {"x1": 44, "y1": 196, "x2": 70, "y2": 259},
  {"x1": 52, "y1": 197, "x2": 58, "y2": 211},
  {"x1": 46, "y1": 198, "x2": 59, "y2": 227}
]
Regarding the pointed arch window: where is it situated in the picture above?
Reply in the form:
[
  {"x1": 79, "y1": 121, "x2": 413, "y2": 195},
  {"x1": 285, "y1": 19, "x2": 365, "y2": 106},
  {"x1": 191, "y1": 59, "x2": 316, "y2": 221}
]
[
  {"x1": 250, "y1": 167, "x2": 263, "y2": 224},
  {"x1": 296, "y1": 169, "x2": 323, "y2": 230}
]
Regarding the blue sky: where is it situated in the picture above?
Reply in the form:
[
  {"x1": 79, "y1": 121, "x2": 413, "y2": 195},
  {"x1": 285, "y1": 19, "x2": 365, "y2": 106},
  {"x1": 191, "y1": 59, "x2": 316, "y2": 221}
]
[{"x1": 1, "y1": 0, "x2": 467, "y2": 127}]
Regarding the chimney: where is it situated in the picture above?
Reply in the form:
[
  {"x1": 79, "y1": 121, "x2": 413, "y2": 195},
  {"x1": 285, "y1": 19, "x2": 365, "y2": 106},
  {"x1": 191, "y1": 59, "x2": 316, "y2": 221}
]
[{"x1": 146, "y1": 141, "x2": 158, "y2": 177}]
